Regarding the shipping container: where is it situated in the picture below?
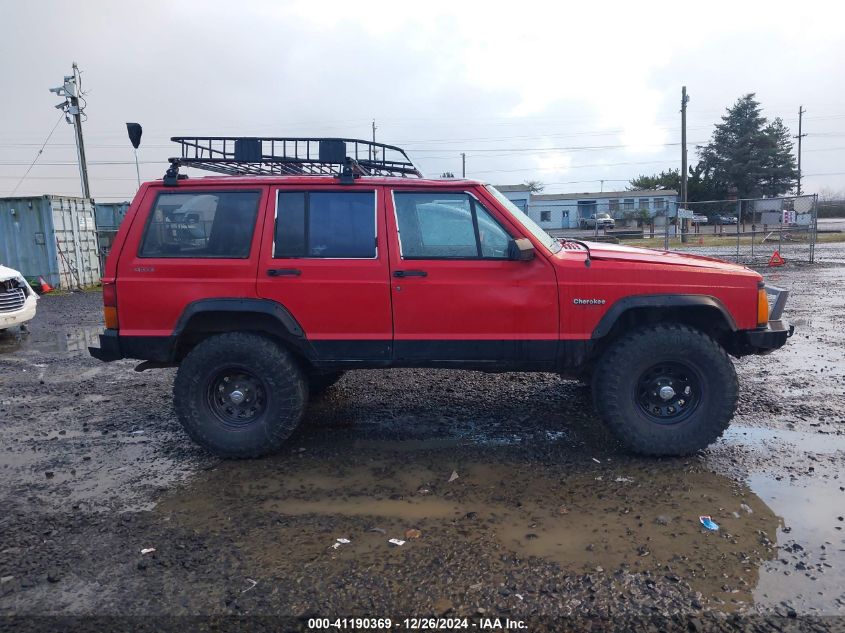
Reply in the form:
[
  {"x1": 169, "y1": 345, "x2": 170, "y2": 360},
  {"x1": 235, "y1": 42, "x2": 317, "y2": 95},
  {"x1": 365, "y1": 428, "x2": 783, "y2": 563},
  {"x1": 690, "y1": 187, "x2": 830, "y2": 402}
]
[
  {"x1": 0, "y1": 196, "x2": 101, "y2": 289},
  {"x1": 94, "y1": 201, "x2": 130, "y2": 270}
]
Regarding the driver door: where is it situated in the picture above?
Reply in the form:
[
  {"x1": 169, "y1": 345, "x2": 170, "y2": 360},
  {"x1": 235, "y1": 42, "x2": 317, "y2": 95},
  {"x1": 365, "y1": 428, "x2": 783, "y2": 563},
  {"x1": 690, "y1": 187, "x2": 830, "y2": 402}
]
[{"x1": 386, "y1": 188, "x2": 559, "y2": 365}]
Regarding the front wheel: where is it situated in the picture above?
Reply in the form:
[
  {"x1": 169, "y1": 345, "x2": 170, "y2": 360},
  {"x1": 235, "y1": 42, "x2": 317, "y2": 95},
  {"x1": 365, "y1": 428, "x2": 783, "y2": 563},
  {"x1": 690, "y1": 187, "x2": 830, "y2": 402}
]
[
  {"x1": 592, "y1": 324, "x2": 737, "y2": 456},
  {"x1": 174, "y1": 332, "x2": 307, "y2": 458}
]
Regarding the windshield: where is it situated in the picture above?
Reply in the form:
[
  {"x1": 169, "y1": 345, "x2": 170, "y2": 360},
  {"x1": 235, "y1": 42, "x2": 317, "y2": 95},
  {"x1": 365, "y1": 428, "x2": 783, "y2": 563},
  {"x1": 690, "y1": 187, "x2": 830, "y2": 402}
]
[{"x1": 484, "y1": 185, "x2": 562, "y2": 254}]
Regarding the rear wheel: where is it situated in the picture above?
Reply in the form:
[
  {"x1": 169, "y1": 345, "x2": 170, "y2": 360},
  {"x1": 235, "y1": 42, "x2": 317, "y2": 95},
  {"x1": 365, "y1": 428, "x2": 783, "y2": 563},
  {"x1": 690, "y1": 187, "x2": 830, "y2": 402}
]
[
  {"x1": 592, "y1": 324, "x2": 737, "y2": 456},
  {"x1": 174, "y1": 332, "x2": 307, "y2": 458}
]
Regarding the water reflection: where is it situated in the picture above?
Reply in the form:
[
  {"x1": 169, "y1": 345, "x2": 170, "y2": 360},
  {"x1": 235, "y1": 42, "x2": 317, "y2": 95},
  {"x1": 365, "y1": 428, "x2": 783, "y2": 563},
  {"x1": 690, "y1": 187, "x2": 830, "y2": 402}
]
[
  {"x1": 156, "y1": 442, "x2": 781, "y2": 610},
  {"x1": 0, "y1": 324, "x2": 102, "y2": 354}
]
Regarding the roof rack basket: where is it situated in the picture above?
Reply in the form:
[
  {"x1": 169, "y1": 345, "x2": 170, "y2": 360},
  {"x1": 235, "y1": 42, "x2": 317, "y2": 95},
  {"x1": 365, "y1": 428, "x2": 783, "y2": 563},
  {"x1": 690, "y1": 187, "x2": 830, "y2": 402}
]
[{"x1": 166, "y1": 136, "x2": 422, "y2": 181}]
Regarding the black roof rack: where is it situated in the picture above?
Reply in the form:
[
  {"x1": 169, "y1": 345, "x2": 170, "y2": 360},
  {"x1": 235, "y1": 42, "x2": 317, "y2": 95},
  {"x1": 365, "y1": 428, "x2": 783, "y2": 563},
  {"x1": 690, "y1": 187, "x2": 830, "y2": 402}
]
[{"x1": 164, "y1": 136, "x2": 422, "y2": 184}]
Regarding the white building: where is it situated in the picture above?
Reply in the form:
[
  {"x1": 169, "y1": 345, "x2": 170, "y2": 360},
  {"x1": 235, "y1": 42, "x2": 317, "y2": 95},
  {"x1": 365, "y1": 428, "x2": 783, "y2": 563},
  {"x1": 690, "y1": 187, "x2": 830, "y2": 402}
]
[
  {"x1": 493, "y1": 186, "x2": 678, "y2": 230},
  {"x1": 493, "y1": 184, "x2": 532, "y2": 212}
]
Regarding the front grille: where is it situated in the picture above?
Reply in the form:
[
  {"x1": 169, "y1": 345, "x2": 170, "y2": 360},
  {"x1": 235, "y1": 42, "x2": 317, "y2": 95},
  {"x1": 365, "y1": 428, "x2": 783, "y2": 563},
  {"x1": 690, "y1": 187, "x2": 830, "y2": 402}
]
[{"x1": 0, "y1": 288, "x2": 26, "y2": 312}]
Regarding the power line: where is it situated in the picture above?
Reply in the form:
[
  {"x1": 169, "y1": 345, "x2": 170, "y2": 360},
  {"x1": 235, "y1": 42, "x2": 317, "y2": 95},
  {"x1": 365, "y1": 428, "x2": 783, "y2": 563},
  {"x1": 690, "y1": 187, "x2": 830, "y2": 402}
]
[
  {"x1": 1, "y1": 111, "x2": 842, "y2": 146},
  {"x1": 7, "y1": 113, "x2": 65, "y2": 196}
]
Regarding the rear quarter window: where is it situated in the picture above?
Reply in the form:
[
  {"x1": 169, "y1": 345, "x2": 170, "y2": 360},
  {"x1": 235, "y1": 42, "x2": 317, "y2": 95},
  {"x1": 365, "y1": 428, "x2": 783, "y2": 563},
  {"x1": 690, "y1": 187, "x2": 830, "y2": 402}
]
[{"x1": 139, "y1": 191, "x2": 260, "y2": 258}]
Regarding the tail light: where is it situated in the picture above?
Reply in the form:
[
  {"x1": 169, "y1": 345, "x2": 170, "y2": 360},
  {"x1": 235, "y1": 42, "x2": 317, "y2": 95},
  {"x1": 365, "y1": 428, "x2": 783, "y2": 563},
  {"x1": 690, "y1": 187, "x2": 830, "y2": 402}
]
[
  {"x1": 757, "y1": 287, "x2": 769, "y2": 327},
  {"x1": 102, "y1": 281, "x2": 119, "y2": 330}
]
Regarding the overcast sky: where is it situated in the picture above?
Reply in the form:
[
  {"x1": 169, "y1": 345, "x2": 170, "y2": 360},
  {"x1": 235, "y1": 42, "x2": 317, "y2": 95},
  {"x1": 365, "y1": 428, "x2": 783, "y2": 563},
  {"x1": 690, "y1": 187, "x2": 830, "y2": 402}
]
[{"x1": 1, "y1": 0, "x2": 843, "y2": 201}]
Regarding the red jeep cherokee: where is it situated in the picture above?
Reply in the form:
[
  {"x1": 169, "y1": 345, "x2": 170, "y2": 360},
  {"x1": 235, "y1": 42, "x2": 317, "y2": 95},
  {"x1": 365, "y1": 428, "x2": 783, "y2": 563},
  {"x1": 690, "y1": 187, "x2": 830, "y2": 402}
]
[{"x1": 90, "y1": 137, "x2": 792, "y2": 458}]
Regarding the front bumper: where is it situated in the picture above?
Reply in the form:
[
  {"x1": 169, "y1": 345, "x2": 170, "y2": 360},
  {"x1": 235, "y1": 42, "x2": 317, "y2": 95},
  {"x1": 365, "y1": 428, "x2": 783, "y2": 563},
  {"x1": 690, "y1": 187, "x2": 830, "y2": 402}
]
[
  {"x1": 745, "y1": 319, "x2": 794, "y2": 352},
  {"x1": 0, "y1": 295, "x2": 37, "y2": 329},
  {"x1": 742, "y1": 285, "x2": 794, "y2": 354}
]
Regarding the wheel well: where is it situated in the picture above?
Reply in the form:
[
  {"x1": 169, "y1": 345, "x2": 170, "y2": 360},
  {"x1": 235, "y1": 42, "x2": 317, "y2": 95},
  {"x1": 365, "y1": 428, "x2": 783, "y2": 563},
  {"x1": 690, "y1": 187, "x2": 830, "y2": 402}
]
[
  {"x1": 174, "y1": 311, "x2": 310, "y2": 365},
  {"x1": 588, "y1": 306, "x2": 735, "y2": 368}
]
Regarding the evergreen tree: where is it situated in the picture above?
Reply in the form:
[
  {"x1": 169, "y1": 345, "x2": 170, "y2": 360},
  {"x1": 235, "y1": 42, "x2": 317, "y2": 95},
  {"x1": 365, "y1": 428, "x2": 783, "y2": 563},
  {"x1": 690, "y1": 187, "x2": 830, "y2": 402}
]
[
  {"x1": 761, "y1": 117, "x2": 798, "y2": 196},
  {"x1": 698, "y1": 94, "x2": 797, "y2": 198}
]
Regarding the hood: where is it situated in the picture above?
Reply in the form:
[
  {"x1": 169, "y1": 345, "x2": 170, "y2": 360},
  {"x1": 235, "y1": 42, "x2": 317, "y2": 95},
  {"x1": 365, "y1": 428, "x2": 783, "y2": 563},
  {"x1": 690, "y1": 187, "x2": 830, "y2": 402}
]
[
  {"x1": 578, "y1": 241, "x2": 752, "y2": 273},
  {"x1": 0, "y1": 264, "x2": 38, "y2": 298},
  {"x1": 0, "y1": 264, "x2": 24, "y2": 281}
]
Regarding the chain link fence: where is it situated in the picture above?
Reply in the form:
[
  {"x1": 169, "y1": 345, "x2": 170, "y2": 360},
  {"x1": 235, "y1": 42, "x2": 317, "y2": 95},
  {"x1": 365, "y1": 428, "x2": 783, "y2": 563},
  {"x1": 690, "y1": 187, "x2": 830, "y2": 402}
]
[
  {"x1": 676, "y1": 195, "x2": 818, "y2": 264},
  {"x1": 545, "y1": 194, "x2": 819, "y2": 264}
]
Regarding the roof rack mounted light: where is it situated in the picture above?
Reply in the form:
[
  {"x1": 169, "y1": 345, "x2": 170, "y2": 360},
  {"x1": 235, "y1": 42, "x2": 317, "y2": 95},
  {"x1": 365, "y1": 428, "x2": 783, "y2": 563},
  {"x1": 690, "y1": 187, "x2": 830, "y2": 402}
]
[{"x1": 162, "y1": 136, "x2": 422, "y2": 185}]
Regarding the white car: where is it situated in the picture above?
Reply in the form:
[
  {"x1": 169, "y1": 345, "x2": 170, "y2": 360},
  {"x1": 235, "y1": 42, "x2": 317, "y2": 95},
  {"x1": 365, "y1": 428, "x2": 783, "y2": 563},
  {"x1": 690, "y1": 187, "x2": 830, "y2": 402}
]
[{"x1": 0, "y1": 264, "x2": 38, "y2": 331}]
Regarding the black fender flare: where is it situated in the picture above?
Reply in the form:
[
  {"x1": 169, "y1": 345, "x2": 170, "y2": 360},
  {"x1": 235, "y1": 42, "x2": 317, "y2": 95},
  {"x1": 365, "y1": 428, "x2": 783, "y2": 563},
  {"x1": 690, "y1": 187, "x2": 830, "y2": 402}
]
[
  {"x1": 173, "y1": 298, "x2": 310, "y2": 357},
  {"x1": 590, "y1": 294, "x2": 738, "y2": 339}
]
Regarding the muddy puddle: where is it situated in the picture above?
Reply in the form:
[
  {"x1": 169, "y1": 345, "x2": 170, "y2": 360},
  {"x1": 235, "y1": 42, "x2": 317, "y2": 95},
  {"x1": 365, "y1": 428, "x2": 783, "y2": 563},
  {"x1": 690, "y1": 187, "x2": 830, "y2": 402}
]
[
  {"x1": 0, "y1": 324, "x2": 102, "y2": 355},
  {"x1": 153, "y1": 422, "x2": 845, "y2": 613},
  {"x1": 717, "y1": 425, "x2": 845, "y2": 614}
]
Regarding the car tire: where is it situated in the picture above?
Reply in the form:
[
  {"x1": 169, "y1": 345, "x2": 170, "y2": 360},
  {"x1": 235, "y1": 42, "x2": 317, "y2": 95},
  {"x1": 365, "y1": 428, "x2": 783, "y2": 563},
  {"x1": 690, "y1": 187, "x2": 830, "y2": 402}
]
[
  {"x1": 308, "y1": 370, "x2": 345, "y2": 398},
  {"x1": 592, "y1": 324, "x2": 737, "y2": 456},
  {"x1": 174, "y1": 332, "x2": 307, "y2": 459}
]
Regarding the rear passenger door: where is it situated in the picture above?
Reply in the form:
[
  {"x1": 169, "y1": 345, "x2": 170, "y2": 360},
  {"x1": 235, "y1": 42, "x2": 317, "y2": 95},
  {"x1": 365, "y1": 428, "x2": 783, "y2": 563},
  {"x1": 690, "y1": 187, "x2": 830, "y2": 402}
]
[{"x1": 257, "y1": 186, "x2": 393, "y2": 361}]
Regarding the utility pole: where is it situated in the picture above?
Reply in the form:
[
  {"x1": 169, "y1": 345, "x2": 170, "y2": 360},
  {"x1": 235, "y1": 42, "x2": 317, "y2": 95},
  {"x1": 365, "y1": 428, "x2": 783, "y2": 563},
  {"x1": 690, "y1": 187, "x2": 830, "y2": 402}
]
[
  {"x1": 50, "y1": 63, "x2": 90, "y2": 198},
  {"x1": 461, "y1": 152, "x2": 466, "y2": 178},
  {"x1": 795, "y1": 106, "x2": 807, "y2": 195},
  {"x1": 600, "y1": 179, "x2": 604, "y2": 193},
  {"x1": 371, "y1": 119, "x2": 378, "y2": 161},
  {"x1": 680, "y1": 86, "x2": 689, "y2": 243}
]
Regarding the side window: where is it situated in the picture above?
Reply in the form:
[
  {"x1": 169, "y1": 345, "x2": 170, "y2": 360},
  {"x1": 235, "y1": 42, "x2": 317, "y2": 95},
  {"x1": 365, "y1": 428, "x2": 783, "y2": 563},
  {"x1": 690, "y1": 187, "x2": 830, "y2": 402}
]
[
  {"x1": 393, "y1": 192, "x2": 511, "y2": 259},
  {"x1": 275, "y1": 191, "x2": 376, "y2": 258},
  {"x1": 476, "y1": 204, "x2": 511, "y2": 257},
  {"x1": 139, "y1": 191, "x2": 260, "y2": 258}
]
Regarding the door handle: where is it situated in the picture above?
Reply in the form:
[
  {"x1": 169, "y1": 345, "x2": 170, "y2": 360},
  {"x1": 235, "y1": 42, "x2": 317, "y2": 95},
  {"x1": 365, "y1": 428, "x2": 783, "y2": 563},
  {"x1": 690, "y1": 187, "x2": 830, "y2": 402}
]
[
  {"x1": 267, "y1": 268, "x2": 301, "y2": 277},
  {"x1": 393, "y1": 270, "x2": 427, "y2": 278}
]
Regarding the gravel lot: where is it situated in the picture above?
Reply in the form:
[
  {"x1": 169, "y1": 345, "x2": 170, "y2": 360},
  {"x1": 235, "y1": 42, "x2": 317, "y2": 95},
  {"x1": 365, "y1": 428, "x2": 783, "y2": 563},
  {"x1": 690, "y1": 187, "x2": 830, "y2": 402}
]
[{"x1": 1, "y1": 245, "x2": 844, "y2": 632}]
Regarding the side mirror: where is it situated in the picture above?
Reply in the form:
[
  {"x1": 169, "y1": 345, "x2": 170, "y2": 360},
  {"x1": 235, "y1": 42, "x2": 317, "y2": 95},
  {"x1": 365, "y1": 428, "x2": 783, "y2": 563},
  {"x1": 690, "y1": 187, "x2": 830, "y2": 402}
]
[{"x1": 508, "y1": 238, "x2": 535, "y2": 261}]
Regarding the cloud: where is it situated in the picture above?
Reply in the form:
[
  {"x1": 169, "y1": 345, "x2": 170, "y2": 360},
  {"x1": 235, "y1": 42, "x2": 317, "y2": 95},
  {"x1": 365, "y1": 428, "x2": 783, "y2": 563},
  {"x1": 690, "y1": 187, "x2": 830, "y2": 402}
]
[{"x1": 0, "y1": 0, "x2": 843, "y2": 198}]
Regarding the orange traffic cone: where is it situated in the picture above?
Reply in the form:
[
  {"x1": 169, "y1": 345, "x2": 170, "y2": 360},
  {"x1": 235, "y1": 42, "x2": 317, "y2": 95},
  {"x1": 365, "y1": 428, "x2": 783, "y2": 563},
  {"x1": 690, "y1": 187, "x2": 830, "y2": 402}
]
[{"x1": 38, "y1": 276, "x2": 54, "y2": 293}]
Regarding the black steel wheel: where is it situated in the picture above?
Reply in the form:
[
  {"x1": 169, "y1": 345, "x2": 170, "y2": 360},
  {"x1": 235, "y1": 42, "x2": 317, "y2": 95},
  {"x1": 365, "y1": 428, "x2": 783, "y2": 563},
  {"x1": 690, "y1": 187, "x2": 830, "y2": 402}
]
[
  {"x1": 206, "y1": 368, "x2": 268, "y2": 428},
  {"x1": 634, "y1": 361, "x2": 702, "y2": 424}
]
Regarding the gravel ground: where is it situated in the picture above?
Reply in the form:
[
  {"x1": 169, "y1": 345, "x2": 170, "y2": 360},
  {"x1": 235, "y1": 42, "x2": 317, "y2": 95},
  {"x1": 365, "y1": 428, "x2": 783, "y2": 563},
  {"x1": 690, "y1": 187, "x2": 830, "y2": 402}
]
[{"x1": 1, "y1": 246, "x2": 844, "y2": 632}]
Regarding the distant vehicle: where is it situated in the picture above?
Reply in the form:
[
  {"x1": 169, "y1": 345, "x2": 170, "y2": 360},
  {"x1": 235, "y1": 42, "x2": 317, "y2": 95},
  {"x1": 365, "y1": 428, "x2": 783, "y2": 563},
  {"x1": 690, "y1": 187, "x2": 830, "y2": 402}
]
[
  {"x1": 692, "y1": 214, "x2": 709, "y2": 225},
  {"x1": 0, "y1": 264, "x2": 38, "y2": 332},
  {"x1": 579, "y1": 213, "x2": 616, "y2": 230},
  {"x1": 716, "y1": 215, "x2": 738, "y2": 225}
]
